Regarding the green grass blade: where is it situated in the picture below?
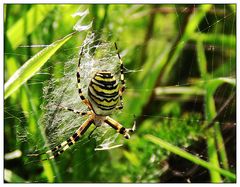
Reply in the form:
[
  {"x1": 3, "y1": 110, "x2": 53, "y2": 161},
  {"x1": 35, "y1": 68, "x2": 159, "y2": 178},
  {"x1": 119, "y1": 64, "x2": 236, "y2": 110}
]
[
  {"x1": 207, "y1": 128, "x2": 222, "y2": 182},
  {"x1": 196, "y1": 39, "x2": 208, "y2": 79},
  {"x1": 154, "y1": 86, "x2": 205, "y2": 96},
  {"x1": 6, "y1": 5, "x2": 55, "y2": 49},
  {"x1": 145, "y1": 135, "x2": 236, "y2": 181},
  {"x1": 191, "y1": 33, "x2": 236, "y2": 49},
  {"x1": 4, "y1": 32, "x2": 76, "y2": 99},
  {"x1": 161, "y1": 4, "x2": 212, "y2": 83},
  {"x1": 197, "y1": 38, "x2": 221, "y2": 182},
  {"x1": 206, "y1": 78, "x2": 235, "y2": 95},
  {"x1": 214, "y1": 122, "x2": 229, "y2": 171}
]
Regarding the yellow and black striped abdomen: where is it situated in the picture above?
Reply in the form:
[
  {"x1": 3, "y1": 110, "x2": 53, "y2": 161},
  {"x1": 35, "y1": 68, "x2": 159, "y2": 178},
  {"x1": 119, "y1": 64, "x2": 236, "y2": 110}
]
[{"x1": 88, "y1": 71, "x2": 119, "y2": 115}]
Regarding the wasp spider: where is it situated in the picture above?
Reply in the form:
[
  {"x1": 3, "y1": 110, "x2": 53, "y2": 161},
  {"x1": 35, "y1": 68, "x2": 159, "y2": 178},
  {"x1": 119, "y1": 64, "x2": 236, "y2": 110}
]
[{"x1": 32, "y1": 43, "x2": 135, "y2": 161}]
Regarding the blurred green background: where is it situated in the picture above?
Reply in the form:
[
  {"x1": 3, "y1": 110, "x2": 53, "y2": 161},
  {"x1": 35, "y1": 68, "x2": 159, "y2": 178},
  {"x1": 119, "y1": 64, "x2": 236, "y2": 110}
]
[{"x1": 4, "y1": 4, "x2": 236, "y2": 183}]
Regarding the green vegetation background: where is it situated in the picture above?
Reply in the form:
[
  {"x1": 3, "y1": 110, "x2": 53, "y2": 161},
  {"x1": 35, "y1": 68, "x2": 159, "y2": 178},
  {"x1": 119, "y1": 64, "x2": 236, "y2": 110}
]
[{"x1": 4, "y1": 4, "x2": 236, "y2": 183}]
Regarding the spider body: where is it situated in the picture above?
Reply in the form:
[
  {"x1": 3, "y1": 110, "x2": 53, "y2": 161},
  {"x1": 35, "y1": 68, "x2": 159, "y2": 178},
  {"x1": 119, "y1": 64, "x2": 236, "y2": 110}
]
[
  {"x1": 33, "y1": 42, "x2": 135, "y2": 161},
  {"x1": 88, "y1": 71, "x2": 119, "y2": 116}
]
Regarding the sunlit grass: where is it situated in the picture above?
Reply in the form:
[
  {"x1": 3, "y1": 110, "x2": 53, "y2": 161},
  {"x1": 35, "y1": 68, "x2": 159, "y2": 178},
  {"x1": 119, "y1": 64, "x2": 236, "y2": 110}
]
[
  {"x1": 4, "y1": 4, "x2": 236, "y2": 183},
  {"x1": 4, "y1": 32, "x2": 76, "y2": 99}
]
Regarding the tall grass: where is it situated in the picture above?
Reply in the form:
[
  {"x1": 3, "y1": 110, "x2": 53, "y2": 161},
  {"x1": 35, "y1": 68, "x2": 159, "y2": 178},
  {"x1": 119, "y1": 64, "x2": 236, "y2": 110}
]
[{"x1": 4, "y1": 4, "x2": 236, "y2": 183}]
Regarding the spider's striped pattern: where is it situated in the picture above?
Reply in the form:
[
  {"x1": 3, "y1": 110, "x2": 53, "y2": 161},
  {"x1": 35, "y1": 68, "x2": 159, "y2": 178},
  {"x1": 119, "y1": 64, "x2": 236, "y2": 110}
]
[
  {"x1": 30, "y1": 43, "x2": 135, "y2": 161},
  {"x1": 88, "y1": 71, "x2": 120, "y2": 114}
]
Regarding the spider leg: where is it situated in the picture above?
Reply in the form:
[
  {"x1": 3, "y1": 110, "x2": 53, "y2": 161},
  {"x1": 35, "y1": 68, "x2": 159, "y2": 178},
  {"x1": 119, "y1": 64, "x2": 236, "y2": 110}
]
[
  {"x1": 116, "y1": 89, "x2": 124, "y2": 110},
  {"x1": 115, "y1": 42, "x2": 126, "y2": 110},
  {"x1": 28, "y1": 115, "x2": 94, "y2": 161},
  {"x1": 77, "y1": 47, "x2": 92, "y2": 110},
  {"x1": 104, "y1": 116, "x2": 136, "y2": 139},
  {"x1": 114, "y1": 42, "x2": 126, "y2": 92}
]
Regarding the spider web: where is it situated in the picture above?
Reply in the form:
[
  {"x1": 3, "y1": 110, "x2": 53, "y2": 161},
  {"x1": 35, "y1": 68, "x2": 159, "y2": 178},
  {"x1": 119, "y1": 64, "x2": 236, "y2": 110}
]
[
  {"x1": 4, "y1": 4, "x2": 236, "y2": 183},
  {"x1": 39, "y1": 31, "x2": 124, "y2": 150}
]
